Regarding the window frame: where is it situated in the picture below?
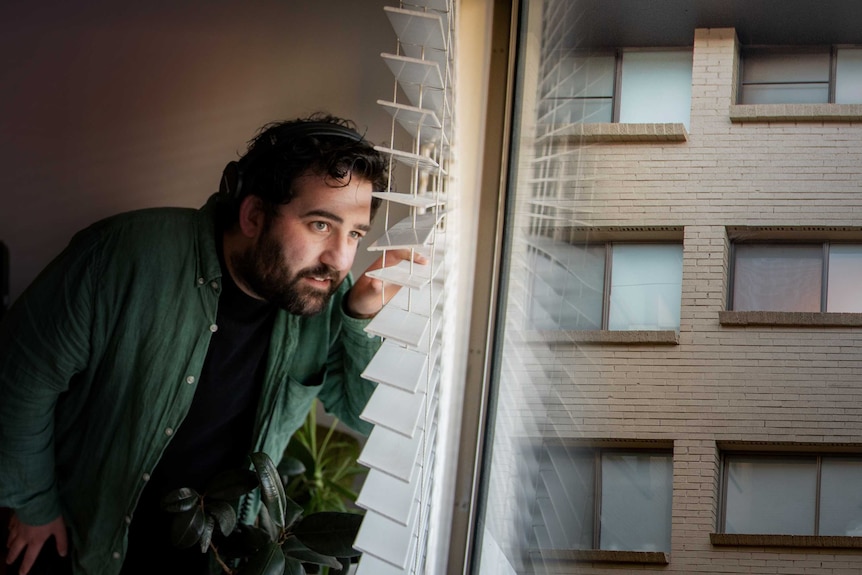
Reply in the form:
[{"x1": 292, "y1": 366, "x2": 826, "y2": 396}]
[
  {"x1": 540, "y1": 444, "x2": 674, "y2": 553},
  {"x1": 728, "y1": 240, "x2": 862, "y2": 313},
  {"x1": 718, "y1": 452, "x2": 862, "y2": 537},
  {"x1": 738, "y1": 45, "x2": 862, "y2": 105},
  {"x1": 527, "y1": 240, "x2": 684, "y2": 332},
  {"x1": 553, "y1": 47, "x2": 693, "y2": 125}
]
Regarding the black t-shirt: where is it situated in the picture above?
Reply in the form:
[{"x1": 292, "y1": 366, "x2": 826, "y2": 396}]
[{"x1": 121, "y1": 238, "x2": 275, "y2": 574}]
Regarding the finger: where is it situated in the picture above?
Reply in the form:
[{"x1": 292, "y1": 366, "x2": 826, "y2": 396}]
[
  {"x1": 54, "y1": 529, "x2": 68, "y2": 557},
  {"x1": 5, "y1": 537, "x2": 24, "y2": 565},
  {"x1": 19, "y1": 543, "x2": 42, "y2": 575}
]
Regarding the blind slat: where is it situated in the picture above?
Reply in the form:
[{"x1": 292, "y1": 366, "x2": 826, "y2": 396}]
[{"x1": 384, "y1": 7, "x2": 447, "y2": 50}]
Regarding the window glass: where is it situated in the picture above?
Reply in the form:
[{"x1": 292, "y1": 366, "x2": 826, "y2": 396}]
[
  {"x1": 551, "y1": 55, "x2": 615, "y2": 123},
  {"x1": 565, "y1": 55, "x2": 615, "y2": 99},
  {"x1": 600, "y1": 452, "x2": 672, "y2": 551},
  {"x1": 732, "y1": 244, "x2": 822, "y2": 312},
  {"x1": 835, "y1": 48, "x2": 862, "y2": 104},
  {"x1": 538, "y1": 446, "x2": 595, "y2": 549},
  {"x1": 619, "y1": 50, "x2": 693, "y2": 128},
  {"x1": 819, "y1": 458, "x2": 862, "y2": 536},
  {"x1": 560, "y1": 244, "x2": 605, "y2": 329},
  {"x1": 537, "y1": 447, "x2": 672, "y2": 553},
  {"x1": 826, "y1": 244, "x2": 862, "y2": 312},
  {"x1": 724, "y1": 456, "x2": 816, "y2": 535},
  {"x1": 609, "y1": 244, "x2": 683, "y2": 330},
  {"x1": 740, "y1": 50, "x2": 830, "y2": 104},
  {"x1": 529, "y1": 250, "x2": 559, "y2": 330},
  {"x1": 741, "y1": 83, "x2": 829, "y2": 105},
  {"x1": 551, "y1": 96, "x2": 613, "y2": 124},
  {"x1": 529, "y1": 244, "x2": 605, "y2": 330},
  {"x1": 742, "y1": 51, "x2": 830, "y2": 83}
]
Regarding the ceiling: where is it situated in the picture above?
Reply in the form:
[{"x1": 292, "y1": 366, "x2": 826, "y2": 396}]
[{"x1": 554, "y1": 0, "x2": 862, "y2": 49}]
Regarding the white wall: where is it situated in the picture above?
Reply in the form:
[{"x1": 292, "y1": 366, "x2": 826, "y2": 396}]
[{"x1": 0, "y1": 0, "x2": 406, "y2": 302}]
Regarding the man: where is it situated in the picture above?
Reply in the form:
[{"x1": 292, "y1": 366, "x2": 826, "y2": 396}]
[{"x1": 0, "y1": 115, "x2": 418, "y2": 575}]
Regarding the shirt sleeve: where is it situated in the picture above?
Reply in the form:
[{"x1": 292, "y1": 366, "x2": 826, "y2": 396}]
[
  {"x1": 0, "y1": 229, "x2": 99, "y2": 525},
  {"x1": 315, "y1": 277, "x2": 381, "y2": 436}
]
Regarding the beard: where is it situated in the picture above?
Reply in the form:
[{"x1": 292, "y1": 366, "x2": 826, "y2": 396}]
[{"x1": 230, "y1": 227, "x2": 344, "y2": 316}]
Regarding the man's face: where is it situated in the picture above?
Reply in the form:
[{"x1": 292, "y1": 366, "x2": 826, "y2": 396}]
[{"x1": 231, "y1": 171, "x2": 373, "y2": 315}]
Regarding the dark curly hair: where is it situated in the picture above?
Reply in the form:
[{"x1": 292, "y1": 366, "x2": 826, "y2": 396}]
[{"x1": 218, "y1": 113, "x2": 388, "y2": 227}]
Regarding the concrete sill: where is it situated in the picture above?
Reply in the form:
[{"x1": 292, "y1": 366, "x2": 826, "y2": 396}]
[
  {"x1": 730, "y1": 103, "x2": 862, "y2": 123},
  {"x1": 532, "y1": 549, "x2": 669, "y2": 564},
  {"x1": 711, "y1": 533, "x2": 862, "y2": 549},
  {"x1": 719, "y1": 311, "x2": 862, "y2": 327},
  {"x1": 540, "y1": 122, "x2": 689, "y2": 142},
  {"x1": 525, "y1": 330, "x2": 679, "y2": 345}
]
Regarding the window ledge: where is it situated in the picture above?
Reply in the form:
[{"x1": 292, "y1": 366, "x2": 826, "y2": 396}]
[
  {"x1": 711, "y1": 533, "x2": 862, "y2": 549},
  {"x1": 526, "y1": 330, "x2": 679, "y2": 344},
  {"x1": 542, "y1": 122, "x2": 689, "y2": 142},
  {"x1": 730, "y1": 103, "x2": 862, "y2": 123},
  {"x1": 719, "y1": 311, "x2": 862, "y2": 327},
  {"x1": 532, "y1": 549, "x2": 669, "y2": 564}
]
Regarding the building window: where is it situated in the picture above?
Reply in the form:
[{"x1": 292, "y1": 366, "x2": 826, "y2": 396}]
[
  {"x1": 542, "y1": 49, "x2": 692, "y2": 128},
  {"x1": 529, "y1": 242, "x2": 683, "y2": 330},
  {"x1": 739, "y1": 47, "x2": 862, "y2": 105},
  {"x1": 537, "y1": 446, "x2": 673, "y2": 552},
  {"x1": 721, "y1": 454, "x2": 862, "y2": 536},
  {"x1": 730, "y1": 243, "x2": 862, "y2": 312}
]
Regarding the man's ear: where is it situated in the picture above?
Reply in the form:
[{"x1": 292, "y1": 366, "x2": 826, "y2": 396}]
[{"x1": 237, "y1": 195, "x2": 266, "y2": 239}]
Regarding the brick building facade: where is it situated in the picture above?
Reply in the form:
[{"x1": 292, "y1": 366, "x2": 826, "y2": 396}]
[{"x1": 484, "y1": 7, "x2": 862, "y2": 574}]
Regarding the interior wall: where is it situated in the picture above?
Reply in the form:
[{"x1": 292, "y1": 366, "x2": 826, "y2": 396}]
[{"x1": 0, "y1": 0, "x2": 405, "y2": 302}]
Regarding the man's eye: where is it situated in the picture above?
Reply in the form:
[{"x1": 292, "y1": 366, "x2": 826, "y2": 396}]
[
  {"x1": 312, "y1": 222, "x2": 329, "y2": 232},
  {"x1": 350, "y1": 231, "x2": 365, "y2": 240}
]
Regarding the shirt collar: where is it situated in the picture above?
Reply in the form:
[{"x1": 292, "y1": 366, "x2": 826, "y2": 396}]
[{"x1": 194, "y1": 194, "x2": 224, "y2": 288}]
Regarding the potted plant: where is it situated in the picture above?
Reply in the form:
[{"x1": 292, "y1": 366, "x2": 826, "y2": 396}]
[{"x1": 161, "y1": 451, "x2": 362, "y2": 575}]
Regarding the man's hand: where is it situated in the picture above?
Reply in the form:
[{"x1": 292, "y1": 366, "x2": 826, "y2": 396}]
[
  {"x1": 5, "y1": 513, "x2": 67, "y2": 575},
  {"x1": 345, "y1": 249, "x2": 429, "y2": 318}
]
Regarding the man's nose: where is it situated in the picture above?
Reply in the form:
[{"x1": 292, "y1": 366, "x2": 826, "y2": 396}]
[{"x1": 320, "y1": 235, "x2": 355, "y2": 271}]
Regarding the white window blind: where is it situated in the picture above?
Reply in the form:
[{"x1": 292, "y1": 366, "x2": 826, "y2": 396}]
[{"x1": 353, "y1": 1, "x2": 455, "y2": 574}]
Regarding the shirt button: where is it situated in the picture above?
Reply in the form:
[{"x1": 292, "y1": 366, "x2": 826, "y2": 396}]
[
  {"x1": 125, "y1": 516, "x2": 132, "y2": 525},
  {"x1": 210, "y1": 281, "x2": 219, "y2": 290},
  {"x1": 186, "y1": 375, "x2": 195, "y2": 384},
  {"x1": 165, "y1": 427, "x2": 174, "y2": 436},
  {"x1": 210, "y1": 324, "x2": 218, "y2": 333},
  {"x1": 197, "y1": 277, "x2": 205, "y2": 285},
  {"x1": 112, "y1": 552, "x2": 121, "y2": 560},
  {"x1": 142, "y1": 473, "x2": 150, "y2": 482}
]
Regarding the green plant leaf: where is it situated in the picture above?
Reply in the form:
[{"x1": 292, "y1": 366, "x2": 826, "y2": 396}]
[
  {"x1": 161, "y1": 487, "x2": 201, "y2": 513},
  {"x1": 281, "y1": 535, "x2": 340, "y2": 569},
  {"x1": 258, "y1": 504, "x2": 279, "y2": 542},
  {"x1": 284, "y1": 496, "x2": 304, "y2": 530},
  {"x1": 291, "y1": 512, "x2": 363, "y2": 558},
  {"x1": 204, "y1": 467, "x2": 260, "y2": 501},
  {"x1": 284, "y1": 434, "x2": 317, "y2": 478},
  {"x1": 237, "y1": 541, "x2": 285, "y2": 575},
  {"x1": 278, "y1": 455, "x2": 306, "y2": 478},
  {"x1": 200, "y1": 515, "x2": 215, "y2": 553},
  {"x1": 251, "y1": 452, "x2": 288, "y2": 530},
  {"x1": 283, "y1": 556, "x2": 304, "y2": 575},
  {"x1": 206, "y1": 499, "x2": 238, "y2": 536},
  {"x1": 169, "y1": 506, "x2": 206, "y2": 549}
]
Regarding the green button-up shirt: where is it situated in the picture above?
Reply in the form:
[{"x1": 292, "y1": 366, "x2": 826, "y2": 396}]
[{"x1": 0, "y1": 198, "x2": 380, "y2": 575}]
